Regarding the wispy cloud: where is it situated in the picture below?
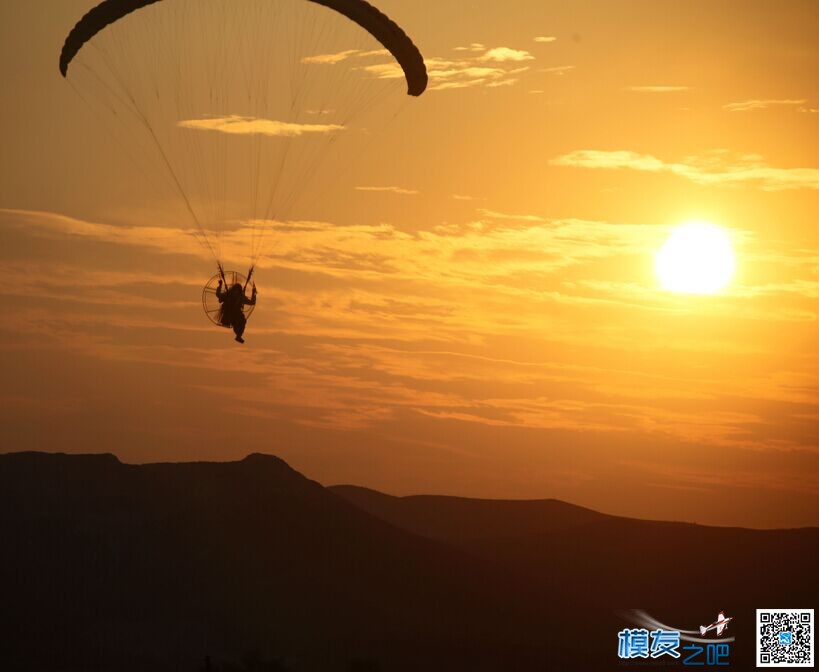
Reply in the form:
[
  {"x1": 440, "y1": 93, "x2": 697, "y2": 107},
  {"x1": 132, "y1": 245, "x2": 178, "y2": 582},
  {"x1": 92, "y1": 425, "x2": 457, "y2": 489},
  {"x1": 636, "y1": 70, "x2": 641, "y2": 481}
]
[
  {"x1": 723, "y1": 99, "x2": 807, "y2": 112},
  {"x1": 0, "y1": 208, "x2": 201, "y2": 256},
  {"x1": 361, "y1": 46, "x2": 534, "y2": 91},
  {"x1": 625, "y1": 85, "x2": 690, "y2": 93},
  {"x1": 534, "y1": 36, "x2": 557, "y2": 43},
  {"x1": 301, "y1": 48, "x2": 388, "y2": 65},
  {"x1": 0, "y1": 207, "x2": 280, "y2": 264},
  {"x1": 179, "y1": 116, "x2": 343, "y2": 137},
  {"x1": 302, "y1": 49, "x2": 359, "y2": 65},
  {"x1": 453, "y1": 43, "x2": 486, "y2": 52},
  {"x1": 540, "y1": 65, "x2": 575, "y2": 75},
  {"x1": 2, "y1": 202, "x2": 817, "y2": 494},
  {"x1": 477, "y1": 208, "x2": 546, "y2": 223},
  {"x1": 7, "y1": 208, "x2": 815, "y2": 323},
  {"x1": 619, "y1": 460, "x2": 819, "y2": 496},
  {"x1": 355, "y1": 186, "x2": 419, "y2": 195},
  {"x1": 479, "y1": 47, "x2": 535, "y2": 63},
  {"x1": 486, "y1": 79, "x2": 519, "y2": 88},
  {"x1": 551, "y1": 149, "x2": 819, "y2": 191}
]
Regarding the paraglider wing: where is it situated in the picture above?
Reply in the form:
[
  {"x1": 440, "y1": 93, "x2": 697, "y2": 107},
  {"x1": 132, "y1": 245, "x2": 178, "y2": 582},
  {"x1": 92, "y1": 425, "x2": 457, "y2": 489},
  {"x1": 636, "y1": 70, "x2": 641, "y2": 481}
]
[
  {"x1": 313, "y1": 0, "x2": 428, "y2": 96},
  {"x1": 59, "y1": 0, "x2": 428, "y2": 95}
]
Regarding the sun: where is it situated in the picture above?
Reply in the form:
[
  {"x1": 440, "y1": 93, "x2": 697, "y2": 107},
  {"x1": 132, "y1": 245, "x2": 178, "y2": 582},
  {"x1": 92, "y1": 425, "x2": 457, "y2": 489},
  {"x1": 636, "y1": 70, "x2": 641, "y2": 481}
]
[{"x1": 655, "y1": 221, "x2": 735, "y2": 295}]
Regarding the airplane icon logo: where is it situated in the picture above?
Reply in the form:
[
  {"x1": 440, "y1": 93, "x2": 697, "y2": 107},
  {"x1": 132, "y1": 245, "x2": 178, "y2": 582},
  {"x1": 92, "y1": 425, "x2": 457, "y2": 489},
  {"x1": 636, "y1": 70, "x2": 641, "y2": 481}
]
[{"x1": 699, "y1": 611, "x2": 733, "y2": 637}]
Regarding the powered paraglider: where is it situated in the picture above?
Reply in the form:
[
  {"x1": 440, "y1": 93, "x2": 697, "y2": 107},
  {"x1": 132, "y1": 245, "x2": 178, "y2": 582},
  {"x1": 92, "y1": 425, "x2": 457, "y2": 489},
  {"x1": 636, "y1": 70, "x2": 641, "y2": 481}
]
[{"x1": 59, "y1": 0, "x2": 427, "y2": 332}]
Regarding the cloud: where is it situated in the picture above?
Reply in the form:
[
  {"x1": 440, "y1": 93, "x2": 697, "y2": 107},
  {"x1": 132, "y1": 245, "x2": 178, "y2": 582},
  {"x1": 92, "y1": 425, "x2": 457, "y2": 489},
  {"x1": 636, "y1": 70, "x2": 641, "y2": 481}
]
[
  {"x1": 487, "y1": 79, "x2": 518, "y2": 88},
  {"x1": 453, "y1": 43, "x2": 486, "y2": 52},
  {"x1": 723, "y1": 99, "x2": 807, "y2": 112},
  {"x1": 355, "y1": 186, "x2": 419, "y2": 195},
  {"x1": 624, "y1": 85, "x2": 690, "y2": 92},
  {"x1": 419, "y1": 398, "x2": 764, "y2": 448},
  {"x1": 616, "y1": 460, "x2": 819, "y2": 496},
  {"x1": 302, "y1": 49, "x2": 388, "y2": 64},
  {"x1": 0, "y1": 207, "x2": 658, "y2": 303},
  {"x1": 302, "y1": 49, "x2": 360, "y2": 65},
  {"x1": 479, "y1": 47, "x2": 535, "y2": 63},
  {"x1": 452, "y1": 194, "x2": 480, "y2": 201},
  {"x1": 353, "y1": 62, "x2": 405, "y2": 81},
  {"x1": 7, "y1": 208, "x2": 814, "y2": 326},
  {"x1": 540, "y1": 65, "x2": 575, "y2": 75},
  {"x1": 179, "y1": 116, "x2": 343, "y2": 137},
  {"x1": 426, "y1": 70, "x2": 509, "y2": 91},
  {"x1": 308, "y1": 45, "x2": 533, "y2": 92},
  {"x1": 0, "y1": 208, "x2": 201, "y2": 256},
  {"x1": 534, "y1": 36, "x2": 557, "y2": 43},
  {"x1": 550, "y1": 149, "x2": 819, "y2": 191},
  {"x1": 477, "y1": 208, "x2": 546, "y2": 223},
  {"x1": 3, "y1": 203, "x2": 818, "y2": 479},
  {"x1": 361, "y1": 59, "x2": 513, "y2": 91},
  {"x1": 0, "y1": 207, "x2": 289, "y2": 265},
  {"x1": 358, "y1": 47, "x2": 533, "y2": 91}
]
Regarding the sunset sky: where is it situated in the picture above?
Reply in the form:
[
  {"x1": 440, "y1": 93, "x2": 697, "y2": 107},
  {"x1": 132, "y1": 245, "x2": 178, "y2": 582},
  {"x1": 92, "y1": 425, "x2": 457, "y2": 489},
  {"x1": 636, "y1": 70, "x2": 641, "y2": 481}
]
[{"x1": 1, "y1": 0, "x2": 817, "y2": 527}]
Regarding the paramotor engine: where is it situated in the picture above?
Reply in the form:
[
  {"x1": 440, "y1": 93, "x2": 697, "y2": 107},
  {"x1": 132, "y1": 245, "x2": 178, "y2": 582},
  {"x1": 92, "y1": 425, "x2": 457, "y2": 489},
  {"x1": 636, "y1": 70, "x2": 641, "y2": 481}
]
[{"x1": 202, "y1": 269, "x2": 256, "y2": 328}]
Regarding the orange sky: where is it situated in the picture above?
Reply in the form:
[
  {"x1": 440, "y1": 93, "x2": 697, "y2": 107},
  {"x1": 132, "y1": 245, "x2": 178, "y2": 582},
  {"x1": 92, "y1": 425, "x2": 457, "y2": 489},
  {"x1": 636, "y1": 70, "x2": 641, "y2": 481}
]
[{"x1": 1, "y1": 0, "x2": 817, "y2": 527}]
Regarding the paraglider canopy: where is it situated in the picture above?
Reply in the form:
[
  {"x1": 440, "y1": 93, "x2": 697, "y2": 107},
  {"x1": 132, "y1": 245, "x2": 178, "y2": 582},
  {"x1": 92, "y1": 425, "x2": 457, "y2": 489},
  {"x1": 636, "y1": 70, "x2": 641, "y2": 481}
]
[
  {"x1": 59, "y1": 0, "x2": 428, "y2": 95},
  {"x1": 58, "y1": 0, "x2": 427, "y2": 271}
]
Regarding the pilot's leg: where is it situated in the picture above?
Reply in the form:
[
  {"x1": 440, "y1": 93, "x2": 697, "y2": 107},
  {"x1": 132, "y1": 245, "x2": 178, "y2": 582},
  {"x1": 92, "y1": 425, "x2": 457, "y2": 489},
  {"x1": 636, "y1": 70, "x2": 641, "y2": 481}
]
[{"x1": 233, "y1": 314, "x2": 247, "y2": 343}]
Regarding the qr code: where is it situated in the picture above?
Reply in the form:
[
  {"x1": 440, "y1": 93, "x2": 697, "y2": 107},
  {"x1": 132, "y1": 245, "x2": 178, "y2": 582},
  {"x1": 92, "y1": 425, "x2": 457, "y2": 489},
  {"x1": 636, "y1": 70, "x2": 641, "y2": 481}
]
[{"x1": 757, "y1": 609, "x2": 814, "y2": 667}]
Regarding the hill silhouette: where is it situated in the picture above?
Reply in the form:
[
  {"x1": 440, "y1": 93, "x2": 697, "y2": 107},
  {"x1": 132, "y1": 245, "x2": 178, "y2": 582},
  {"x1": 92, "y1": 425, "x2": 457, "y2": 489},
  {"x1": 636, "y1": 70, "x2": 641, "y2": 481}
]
[
  {"x1": 0, "y1": 452, "x2": 569, "y2": 670},
  {"x1": 331, "y1": 484, "x2": 819, "y2": 669},
  {"x1": 1, "y1": 452, "x2": 816, "y2": 671},
  {"x1": 328, "y1": 485, "x2": 613, "y2": 542}
]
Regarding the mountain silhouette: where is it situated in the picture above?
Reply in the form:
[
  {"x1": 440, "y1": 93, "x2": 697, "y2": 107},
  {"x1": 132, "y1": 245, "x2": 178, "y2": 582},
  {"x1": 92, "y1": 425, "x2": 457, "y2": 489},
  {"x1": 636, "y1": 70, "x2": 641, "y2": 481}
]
[
  {"x1": 328, "y1": 485, "x2": 613, "y2": 542},
  {"x1": 2, "y1": 452, "x2": 817, "y2": 671},
  {"x1": 1, "y1": 452, "x2": 570, "y2": 671},
  {"x1": 331, "y1": 484, "x2": 819, "y2": 670},
  {"x1": 330, "y1": 483, "x2": 818, "y2": 605}
]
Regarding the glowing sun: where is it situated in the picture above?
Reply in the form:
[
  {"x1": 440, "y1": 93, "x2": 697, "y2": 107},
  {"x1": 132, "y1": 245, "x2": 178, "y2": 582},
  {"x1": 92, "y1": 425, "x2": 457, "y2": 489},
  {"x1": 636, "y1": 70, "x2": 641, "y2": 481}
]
[{"x1": 655, "y1": 221, "x2": 735, "y2": 295}]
